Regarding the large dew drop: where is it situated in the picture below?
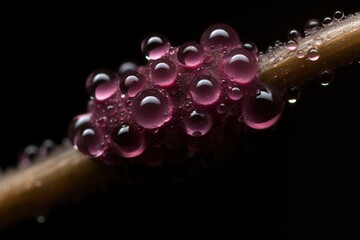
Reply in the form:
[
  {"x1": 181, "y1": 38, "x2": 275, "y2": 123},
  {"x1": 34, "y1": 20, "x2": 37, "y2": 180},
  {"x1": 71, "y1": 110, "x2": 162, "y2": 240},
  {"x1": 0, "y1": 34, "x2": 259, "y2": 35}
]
[
  {"x1": 242, "y1": 83, "x2": 284, "y2": 130},
  {"x1": 223, "y1": 48, "x2": 258, "y2": 84},
  {"x1": 120, "y1": 70, "x2": 146, "y2": 97},
  {"x1": 74, "y1": 126, "x2": 105, "y2": 158},
  {"x1": 68, "y1": 113, "x2": 92, "y2": 144},
  {"x1": 86, "y1": 69, "x2": 119, "y2": 101},
  {"x1": 190, "y1": 75, "x2": 220, "y2": 105},
  {"x1": 177, "y1": 42, "x2": 205, "y2": 68},
  {"x1": 141, "y1": 34, "x2": 170, "y2": 60},
  {"x1": 132, "y1": 89, "x2": 173, "y2": 129},
  {"x1": 150, "y1": 58, "x2": 178, "y2": 87},
  {"x1": 200, "y1": 24, "x2": 240, "y2": 49},
  {"x1": 183, "y1": 109, "x2": 213, "y2": 137},
  {"x1": 110, "y1": 124, "x2": 145, "y2": 158}
]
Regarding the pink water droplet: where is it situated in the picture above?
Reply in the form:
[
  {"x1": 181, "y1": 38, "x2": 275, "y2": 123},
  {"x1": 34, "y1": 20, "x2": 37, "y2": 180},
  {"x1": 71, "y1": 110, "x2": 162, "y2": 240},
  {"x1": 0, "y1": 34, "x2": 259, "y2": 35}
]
[
  {"x1": 141, "y1": 34, "x2": 170, "y2": 60},
  {"x1": 177, "y1": 42, "x2": 205, "y2": 68},
  {"x1": 150, "y1": 58, "x2": 178, "y2": 87},
  {"x1": 223, "y1": 48, "x2": 258, "y2": 84},
  {"x1": 120, "y1": 70, "x2": 146, "y2": 97},
  {"x1": 183, "y1": 109, "x2": 213, "y2": 137},
  {"x1": 228, "y1": 86, "x2": 243, "y2": 101},
  {"x1": 68, "y1": 113, "x2": 92, "y2": 144},
  {"x1": 286, "y1": 40, "x2": 298, "y2": 51},
  {"x1": 190, "y1": 75, "x2": 220, "y2": 106},
  {"x1": 200, "y1": 24, "x2": 240, "y2": 49},
  {"x1": 86, "y1": 69, "x2": 119, "y2": 101},
  {"x1": 242, "y1": 83, "x2": 284, "y2": 130},
  {"x1": 132, "y1": 89, "x2": 173, "y2": 129},
  {"x1": 74, "y1": 126, "x2": 105, "y2": 157},
  {"x1": 307, "y1": 48, "x2": 320, "y2": 61},
  {"x1": 110, "y1": 124, "x2": 145, "y2": 158}
]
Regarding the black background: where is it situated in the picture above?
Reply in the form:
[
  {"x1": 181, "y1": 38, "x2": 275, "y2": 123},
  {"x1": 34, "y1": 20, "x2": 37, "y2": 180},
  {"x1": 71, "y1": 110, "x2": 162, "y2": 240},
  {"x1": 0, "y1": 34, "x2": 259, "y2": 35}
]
[{"x1": 2, "y1": 0, "x2": 360, "y2": 239}]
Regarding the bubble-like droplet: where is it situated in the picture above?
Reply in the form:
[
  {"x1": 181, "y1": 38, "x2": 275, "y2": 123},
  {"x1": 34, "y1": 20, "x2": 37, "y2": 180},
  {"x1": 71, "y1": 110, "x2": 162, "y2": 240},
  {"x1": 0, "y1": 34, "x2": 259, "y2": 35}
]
[
  {"x1": 86, "y1": 69, "x2": 119, "y2": 101},
  {"x1": 228, "y1": 86, "x2": 243, "y2": 101},
  {"x1": 223, "y1": 48, "x2": 258, "y2": 84},
  {"x1": 177, "y1": 42, "x2": 205, "y2": 68},
  {"x1": 74, "y1": 126, "x2": 105, "y2": 158},
  {"x1": 304, "y1": 19, "x2": 321, "y2": 36},
  {"x1": 296, "y1": 50, "x2": 305, "y2": 58},
  {"x1": 200, "y1": 24, "x2": 240, "y2": 49},
  {"x1": 150, "y1": 58, "x2": 178, "y2": 87},
  {"x1": 39, "y1": 139, "x2": 55, "y2": 156},
  {"x1": 242, "y1": 83, "x2": 284, "y2": 130},
  {"x1": 110, "y1": 124, "x2": 145, "y2": 158},
  {"x1": 314, "y1": 36, "x2": 323, "y2": 46},
  {"x1": 217, "y1": 103, "x2": 227, "y2": 114},
  {"x1": 268, "y1": 54, "x2": 276, "y2": 62},
  {"x1": 307, "y1": 48, "x2": 320, "y2": 61},
  {"x1": 333, "y1": 11, "x2": 344, "y2": 21},
  {"x1": 68, "y1": 113, "x2": 92, "y2": 144},
  {"x1": 190, "y1": 75, "x2": 220, "y2": 105},
  {"x1": 119, "y1": 71, "x2": 146, "y2": 97},
  {"x1": 118, "y1": 62, "x2": 137, "y2": 74},
  {"x1": 318, "y1": 69, "x2": 334, "y2": 86},
  {"x1": 285, "y1": 86, "x2": 301, "y2": 104},
  {"x1": 18, "y1": 145, "x2": 39, "y2": 167},
  {"x1": 141, "y1": 34, "x2": 170, "y2": 60},
  {"x1": 286, "y1": 40, "x2": 298, "y2": 51},
  {"x1": 243, "y1": 42, "x2": 258, "y2": 54},
  {"x1": 183, "y1": 109, "x2": 213, "y2": 137},
  {"x1": 132, "y1": 89, "x2": 173, "y2": 129},
  {"x1": 322, "y1": 17, "x2": 334, "y2": 27},
  {"x1": 288, "y1": 29, "x2": 302, "y2": 40}
]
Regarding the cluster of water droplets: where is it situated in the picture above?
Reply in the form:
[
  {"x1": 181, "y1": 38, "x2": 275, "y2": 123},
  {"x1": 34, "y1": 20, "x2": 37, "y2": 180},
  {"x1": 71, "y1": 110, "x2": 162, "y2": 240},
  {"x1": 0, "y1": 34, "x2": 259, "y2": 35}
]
[{"x1": 69, "y1": 23, "x2": 284, "y2": 165}]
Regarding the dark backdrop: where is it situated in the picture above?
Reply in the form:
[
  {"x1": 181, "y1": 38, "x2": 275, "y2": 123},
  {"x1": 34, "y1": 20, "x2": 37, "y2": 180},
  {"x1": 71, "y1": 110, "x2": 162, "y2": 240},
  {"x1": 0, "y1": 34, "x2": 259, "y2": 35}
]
[{"x1": 2, "y1": 1, "x2": 360, "y2": 239}]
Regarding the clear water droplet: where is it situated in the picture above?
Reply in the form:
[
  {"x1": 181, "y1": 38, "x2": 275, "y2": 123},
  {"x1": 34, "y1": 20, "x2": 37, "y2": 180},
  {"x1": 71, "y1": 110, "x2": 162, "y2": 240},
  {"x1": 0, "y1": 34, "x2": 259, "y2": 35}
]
[
  {"x1": 314, "y1": 36, "x2": 323, "y2": 46},
  {"x1": 118, "y1": 62, "x2": 137, "y2": 74},
  {"x1": 190, "y1": 75, "x2": 220, "y2": 105},
  {"x1": 200, "y1": 24, "x2": 240, "y2": 49},
  {"x1": 285, "y1": 86, "x2": 301, "y2": 104},
  {"x1": 223, "y1": 48, "x2": 258, "y2": 84},
  {"x1": 286, "y1": 40, "x2": 298, "y2": 51},
  {"x1": 242, "y1": 83, "x2": 284, "y2": 130},
  {"x1": 183, "y1": 109, "x2": 213, "y2": 137},
  {"x1": 288, "y1": 29, "x2": 302, "y2": 40},
  {"x1": 18, "y1": 145, "x2": 39, "y2": 167},
  {"x1": 268, "y1": 54, "x2": 276, "y2": 62},
  {"x1": 296, "y1": 50, "x2": 305, "y2": 58},
  {"x1": 228, "y1": 86, "x2": 243, "y2": 101},
  {"x1": 322, "y1": 17, "x2": 334, "y2": 27},
  {"x1": 120, "y1": 71, "x2": 145, "y2": 97},
  {"x1": 177, "y1": 42, "x2": 205, "y2": 68},
  {"x1": 150, "y1": 58, "x2": 178, "y2": 87},
  {"x1": 141, "y1": 34, "x2": 170, "y2": 60},
  {"x1": 68, "y1": 113, "x2": 92, "y2": 144},
  {"x1": 110, "y1": 124, "x2": 145, "y2": 158},
  {"x1": 304, "y1": 19, "x2": 321, "y2": 36},
  {"x1": 74, "y1": 126, "x2": 105, "y2": 158},
  {"x1": 217, "y1": 103, "x2": 227, "y2": 114},
  {"x1": 132, "y1": 89, "x2": 173, "y2": 129},
  {"x1": 39, "y1": 139, "x2": 55, "y2": 156},
  {"x1": 334, "y1": 11, "x2": 344, "y2": 21},
  {"x1": 86, "y1": 69, "x2": 119, "y2": 101},
  {"x1": 318, "y1": 69, "x2": 334, "y2": 86},
  {"x1": 307, "y1": 48, "x2": 320, "y2": 61},
  {"x1": 243, "y1": 42, "x2": 258, "y2": 54}
]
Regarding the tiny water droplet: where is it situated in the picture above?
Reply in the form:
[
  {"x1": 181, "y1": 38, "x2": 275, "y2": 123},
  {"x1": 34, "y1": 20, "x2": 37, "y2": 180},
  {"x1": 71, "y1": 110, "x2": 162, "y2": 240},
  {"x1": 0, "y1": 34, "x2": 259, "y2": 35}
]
[
  {"x1": 183, "y1": 109, "x2": 213, "y2": 137},
  {"x1": 228, "y1": 86, "x2": 243, "y2": 101},
  {"x1": 286, "y1": 40, "x2": 298, "y2": 51},
  {"x1": 268, "y1": 54, "x2": 276, "y2": 62},
  {"x1": 217, "y1": 103, "x2": 227, "y2": 114},
  {"x1": 288, "y1": 29, "x2": 302, "y2": 40},
  {"x1": 18, "y1": 145, "x2": 39, "y2": 167},
  {"x1": 318, "y1": 69, "x2": 334, "y2": 86},
  {"x1": 314, "y1": 36, "x2": 323, "y2": 46},
  {"x1": 334, "y1": 11, "x2": 344, "y2": 21},
  {"x1": 296, "y1": 50, "x2": 305, "y2": 58},
  {"x1": 141, "y1": 34, "x2": 170, "y2": 60},
  {"x1": 39, "y1": 139, "x2": 55, "y2": 156},
  {"x1": 307, "y1": 48, "x2": 320, "y2": 61},
  {"x1": 285, "y1": 86, "x2": 301, "y2": 104},
  {"x1": 304, "y1": 19, "x2": 321, "y2": 36},
  {"x1": 322, "y1": 17, "x2": 334, "y2": 27},
  {"x1": 243, "y1": 42, "x2": 258, "y2": 54}
]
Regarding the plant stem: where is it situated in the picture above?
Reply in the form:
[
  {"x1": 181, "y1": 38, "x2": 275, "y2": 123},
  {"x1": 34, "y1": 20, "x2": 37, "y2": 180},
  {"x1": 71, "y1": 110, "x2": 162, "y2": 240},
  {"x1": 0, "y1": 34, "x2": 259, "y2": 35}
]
[{"x1": 0, "y1": 13, "x2": 359, "y2": 231}]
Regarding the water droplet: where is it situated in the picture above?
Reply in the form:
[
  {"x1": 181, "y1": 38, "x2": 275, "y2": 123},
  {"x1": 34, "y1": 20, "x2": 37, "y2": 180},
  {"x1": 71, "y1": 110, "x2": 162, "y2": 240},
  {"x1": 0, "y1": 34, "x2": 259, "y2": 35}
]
[
  {"x1": 318, "y1": 69, "x2": 334, "y2": 86},
  {"x1": 288, "y1": 29, "x2": 302, "y2": 40},
  {"x1": 18, "y1": 145, "x2": 39, "y2": 167},
  {"x1": 118, "y1": 62, "x2": 137, "y2": 74},
  {"x1": 286, "y1": 40, "x2": 298, "y2": 51},
  {"x1": 285, "y1": 86, "x2": 301, "y2": 104},
  {"x1": 304, "y1": 19, "x2": 321, "y2": 36},
  {"x1": 333, "y1": 11, "x2": 344, "y2": 21},
  {"x1": 68, "y1": 113, "x2": 92, "y2": 144},
  {"x1": 36, "y1": 216, "x2": 46, "y2": 224},
  {"x1": 86, "y1": 69, "x2": 119, "y2": 101},
  {"x1": 322, "y1": 17, "x2": 334, "y2": 27},
  {"x1": 200, "y1": 24, "x2": 240, "y2": 49},
  {"x1": 110, "y1": 124, "x2": 145, "y2": 158},
  {"x1": 217, "y1": 103, "x2": 227, "y2": 114},
  {"x1": 243, "y1": 42, "x2": 258, "y2": 54},
  {"x1": 177, "y1": 42, "x2": 205, "y2": 68},
  {"x1": 39, "y1": 139, "x2": 55, "y2": 156},
  {"x1": 132, "y1": 89, "x2": 173, "y2": 129},
  {"x1": 307, "y1": 48, "x2": 320, "y2": 61},
  {"x1": 314, "y1": 36, "x2": 323, "y2": 46},
  {"x1": 190, "y1": 75, "x2": 220, "y2": 105},
  {"x1": 296, "y1": 50, "x2": 305, "y2": 58},
  {"x1": 183, "y1": 109, "x2": 213, "y2": 137},
  {"x1": 268, "y1": 54, "x2": 276, "y2": 62},
  {"x1": 141, "y1": 34, "x2": 170, "y2": 60},
  {"x1": 106, "y1": 105, "x2": 116, "y2": 116},
  {"x1": 74, "y1": 126, "x2": 105, "y2": 158},
  {"x1": 119, "y1": 71, "x2": 145, "y2": 97},
  {"x1": 228, "y1": 86, "x2": 243, "y2": 101},
  {"x1": 150, "y1": 58, "x2": 178, "y2": 87},
  {"x1": 242, "y1": 83, "x2": 284, "y2": 130},
  {"x1": 223, "y1": 48, "x2": 258, "y2": 84}
]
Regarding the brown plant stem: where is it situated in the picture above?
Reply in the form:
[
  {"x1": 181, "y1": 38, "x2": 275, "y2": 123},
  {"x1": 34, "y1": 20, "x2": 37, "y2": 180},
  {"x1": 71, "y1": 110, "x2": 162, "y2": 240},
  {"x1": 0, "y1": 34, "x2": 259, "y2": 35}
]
[{"x1": 0, "y1": 13, "x2": 359, "y2": 231}]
